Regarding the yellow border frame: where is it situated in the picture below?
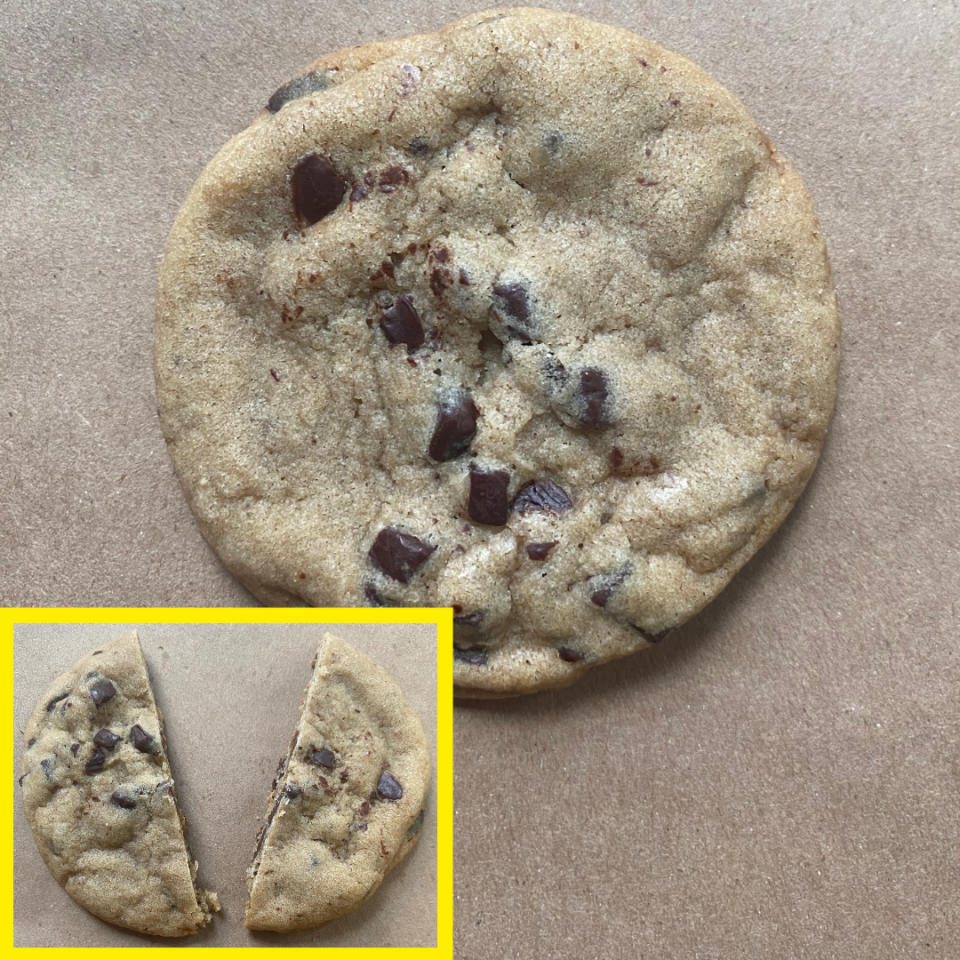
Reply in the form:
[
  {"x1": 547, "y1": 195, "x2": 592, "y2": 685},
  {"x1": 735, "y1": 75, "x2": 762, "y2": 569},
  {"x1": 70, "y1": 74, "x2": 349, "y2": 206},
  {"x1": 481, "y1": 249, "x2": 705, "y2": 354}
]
[{"x1": 5, "y1": 608, "x2": 453, "y2": 957}]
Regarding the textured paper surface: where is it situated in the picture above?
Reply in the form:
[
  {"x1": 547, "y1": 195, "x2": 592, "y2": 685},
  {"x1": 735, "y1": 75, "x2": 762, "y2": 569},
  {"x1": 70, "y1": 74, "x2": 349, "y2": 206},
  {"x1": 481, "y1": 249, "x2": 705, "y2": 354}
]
[
  {"x1": 13, "y1": 623, "x2": 437, "y2": 947},
  {"x1": 2, "y1": 0, "x2": 959, "y2": 956}
]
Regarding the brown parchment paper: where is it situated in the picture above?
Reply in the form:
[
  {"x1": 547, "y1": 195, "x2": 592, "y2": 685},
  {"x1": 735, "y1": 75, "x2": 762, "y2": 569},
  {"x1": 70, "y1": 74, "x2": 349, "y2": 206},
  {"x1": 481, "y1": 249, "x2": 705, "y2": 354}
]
[
  {"x1": 13, "y1": 623, "x2": 438, "y2": 947},
  {"x1": 2, "y1": 0, "x2": 959, "y2": 957}
]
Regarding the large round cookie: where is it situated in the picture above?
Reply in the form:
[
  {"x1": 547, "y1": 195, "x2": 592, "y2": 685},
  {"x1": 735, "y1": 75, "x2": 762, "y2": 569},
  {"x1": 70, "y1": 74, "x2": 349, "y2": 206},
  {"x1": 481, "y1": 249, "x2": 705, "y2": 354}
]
[{"x1": 155, "y1": 8, "x2": 839, "y2": 695}]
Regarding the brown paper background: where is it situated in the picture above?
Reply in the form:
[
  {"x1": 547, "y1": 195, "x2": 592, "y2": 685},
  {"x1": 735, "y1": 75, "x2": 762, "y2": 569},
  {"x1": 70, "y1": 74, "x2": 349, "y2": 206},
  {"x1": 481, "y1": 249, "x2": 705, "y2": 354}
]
[
  {"x1": 2, "y1": 0, "x2": 958, "y2": 956},
  {"x1": 13, "y1": 623, "x2": 438, "y2": 947}
]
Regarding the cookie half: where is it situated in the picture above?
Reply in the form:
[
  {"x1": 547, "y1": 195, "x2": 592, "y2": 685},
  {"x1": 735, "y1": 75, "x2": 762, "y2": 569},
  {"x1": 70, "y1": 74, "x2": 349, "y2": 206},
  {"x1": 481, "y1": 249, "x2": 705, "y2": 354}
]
[
  {"x1": 20, "y1": 632, "x2": 219, "y2": 937},
  {"x1": 245, "y1": 633, "x2": 431, "y2": 931},
  {"x1": 155, "y1": 8, "x2": 840, "y2": 695}
]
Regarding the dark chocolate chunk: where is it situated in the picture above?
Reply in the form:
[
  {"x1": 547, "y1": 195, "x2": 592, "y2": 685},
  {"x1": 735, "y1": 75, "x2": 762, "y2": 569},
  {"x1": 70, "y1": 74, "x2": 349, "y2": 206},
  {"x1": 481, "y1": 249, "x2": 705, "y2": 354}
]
[
  {"x1": 429, "y1": 390, "x2": 478, "y2": 461},
  {"x1": 40, "y1": 758, "x2": 55, "y2": 779},
  {"x1": 574, "y1": 368, "x2": 611, "y2": 427},
  {"x1": 526, "y1": 541, "x2": 558, "y2": 561},
  {"x1": 27, "y1": 738, "x2": 36, "y2": 748},
  {"x1": 291, "y1": 153, "x2": 347, "y2": 225},
  {"x1": 380, "y1": 295, "x2": 425, "y2": 350},
  {"x1": 376, "y1": 771, "x2": 404, "y2": 801},
  {"x1": 91, "y1": 650, "x2": 103, "y2": 655},
  {"x1": 130, "y1": 724, "x2": 155, "y2": 753},
  {"x1": 358, "y1": 800, "x2": 371, "y2": 817},
  {"x1": 70, "y1": 742, "x2": 80, "y2": 756},
  {"x1": 512, "y1": 479, "x2": 573, "y2": 515},
  {"x1": 46, "y1": 692, "x2": 68, "y2": 712},
  {"x1": 89, "y1": 679, "x2": 116, "y2": 706},
  {"x1": 492, "y1": 281, "x2": 535, "y2": 339},
  {"x1": 93, "y1": 729, "x2": 120, "y2": 750},
  {"x1": 589, "y1": 565, "x2": 631, "y2": 607},
  {"x1": 110, "y1": 791, "x2": 137, "y2": 810},
  {"x1": 378, "y1": 165, "x2": 409, "y2": 192},
  {"x1": 454, "y1": 610, "x2": 484, "y2": 626},
  {"x1": 632, "y1": 624, "x2": 670, "y2": 643},
  {"x1": 369, "y1": 527, "x2": 436, "y2": 582},
  {"x1": 408, "y1": 137, "x2": 430, "y2": 155},
  {"x1": 468, "y1": 466, "x2": 510, "y2": 526},
  {"x1": 308, "y1": 747, "x2": 336, "y2": 770},
  {"x1": 454, "y1": 646, "x2": 488, "y2": 666},
  {"x1": 267, "y1": 69, "x2": 331, "y2": 113},
  {"x1": 284, "y1": 784, "x2": 302, "y2": 799},
  {"x1": 558, "y1": 646, "x2": 585, "y2": 663},
  {"x1": 85, "y1": 748, "x2": 106, "y2": 774}
]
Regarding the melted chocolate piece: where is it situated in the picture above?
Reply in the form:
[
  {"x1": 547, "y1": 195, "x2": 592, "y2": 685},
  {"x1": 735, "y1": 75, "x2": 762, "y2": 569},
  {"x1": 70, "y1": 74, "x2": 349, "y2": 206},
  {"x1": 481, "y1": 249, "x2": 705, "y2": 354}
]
[
  {"x1": 110, "y1": 791, "x2": 137, "y2": 810},
  {"x1": 291, "y1": 153, "x2": 347, "y2": 224},
  {"x1": 369, "y1": 528, "x2": 436, "y2": 582},
  {"x1": 130, "y1": 724, "x2": 155, "y2": 753},
  {"x1": 380, "y1": 295, "x2": 425, "y2": 350},
  {"x1": 557, "y1": 647, "x2": 585, "y2": 663},
  {"x1": 46, "y1": 692, "x2": 68, "y2": 712},
  {"x1": 284, "y1": 784, "x2": 302, "y2": 799},
  {"x1": 468, "y1": 467, "x2": 510, "y2": 526},
  {"x1": 379, "y1": 165, "x2": 409, "y2": 192},
  {"x1": 526, "y1": 541, "x2": 558, "y2": 561},
  {"x1": 93, "y1": 729, "x2": 120, "y2": 750},
  {"x1": 70, "y1": 742, "x2": 80, "y2": 756},
  {"x1": 512, "y1": 479, "x2": 573, "y2": 514},
  {"x1": 454, "y1": 646, "x2": 488, "y2": 666},
  {"x1": 376, "y1": 771, "x2": 404, "y2": 801},
  {"x1": 589, "y1": 565, "x2": 631, "y2": 607},
  {"x1": 89, "y1": 679, "x2": 116, "y2": 706},
  {"x1": 85, "y1": 748, "x2": 106, "y2": 774},
  {"x1": 574, "y1": 368, "x2": 611, "y2": 427},
  {"x1": 429, "y1": 391, "x2": 478, "y2": 461},
  {"x1": 492, "y1": 281, "x2": 535, "y2": 339},
  {"x1": 267, "y1": 69, "x2": 331, "y2": 112},
  {"x1": 309, "y1": 747, "x2": 337, "y2": 770}
]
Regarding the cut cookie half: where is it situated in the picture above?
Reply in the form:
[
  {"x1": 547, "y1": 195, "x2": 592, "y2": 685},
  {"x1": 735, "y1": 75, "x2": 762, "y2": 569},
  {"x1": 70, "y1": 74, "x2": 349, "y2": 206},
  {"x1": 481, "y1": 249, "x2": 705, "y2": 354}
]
[
  {"x1": 20, "y1": 631, "x2": 219, "y2": 937},
  {"x1": 245, "y1": 633, "x2": 431, "y2": 931}
]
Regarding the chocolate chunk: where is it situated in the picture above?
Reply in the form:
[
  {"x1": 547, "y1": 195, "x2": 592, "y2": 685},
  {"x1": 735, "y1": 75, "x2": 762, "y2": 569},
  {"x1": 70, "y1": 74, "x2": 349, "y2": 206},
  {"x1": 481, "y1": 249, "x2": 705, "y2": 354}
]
[
  {"x1": 291, "y1": 153, "x2": 347, "y2": 225},
  {"x1": 454, "y1": 646, "x2": 488, "y2": 665},
  {"x1": 526, "y1": 541, "x2": 558, "y2": 561},
  {"x1": 512, "y1": 479, "x2": 573, "y2": 514},
  {"x1": 468, "y1": 467, "x2": 510, "y2": 526},
  {"x1": 376, "y1": 771, "x2": 404, "y2": 801},
  {"x1": 632, "y1": 624, "x2": 670, "y2": 643},
  {"x1": 454, "y1": 610, "x2": 484, "y2": 626},
  {"x1": 429, "y1": 390, "x2": 478, "y2": 461},
  {"x1": 46, "y1": 692, "x2": 68, "y2": 712},
  {"x1": 91, "y1": 650, "x2": 103, "y2": 655},
  {"x1": 492, "y1": 281, "x2": 535, "y2": 339},
  {"x1": 358, "y1": 800, "x2": 371, "y2": 817},
  {"x1": 267, "y1": 69, "x2": 331, "y2": 112},
  {"x1": 130, "y1": 724, "x2": 155, "y2": 753},
  {"x1": 85, "y1": 748, "x2": 106, "y2": 774},
  {"x1": 93, "y1": 729, "x2": 120, "y2": 750},
  {"x1": 40, "y1": 758, "x2": 55, "y2": 779},
  {"x1": 70, "y1": 742, "x2": 80, "y2": 756},
  {"x1": 380, "y1": 295, "x2": 425, "y2": 350},
  {"x1": 558, "y1": 646, "x2": 585, "y2": 663},
  {"x1": 89, "y1": 679, "x2": 116, "y2": 706},
  {"x1": 408, "y1": 137, "x2": 430, "y2": 155},
  {"x1": 110, "y1": 791, "x2": 137, "y2": 810},
  {"x1": 589, "y1": 565, "x2": 631, "y2": 607},
  {"x1": 27, "y1": 738, "x2": 36, "y2": 748},
  {"x1": 308, "y1": 747, "x2": 336, "y2": 769},
  {"x1": 284, "y1": 784, "x2": 302, "y2": 799},
  {"x1": 369, "y1": 528, "x2": 436, "y2": 582},
  {"x1": 378, "y1": 165, "x2": 409, "y2": 192},
  {"x1": 574, "y1": 368, "x2": 611, "y2": 427}
]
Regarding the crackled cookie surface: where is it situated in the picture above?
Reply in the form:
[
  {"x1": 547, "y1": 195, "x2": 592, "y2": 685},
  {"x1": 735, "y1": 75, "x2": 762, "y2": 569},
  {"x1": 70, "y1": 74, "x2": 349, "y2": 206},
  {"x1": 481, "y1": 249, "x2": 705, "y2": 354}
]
[
  {"x1": 155, "y1": 8, "x2": 839, "y2": 694},
  {"x1": 245, "y1": 634, "x2": 430, "y2": 931},
  {"x1": 20, "y1": 632, "x2": 219, "y2": 936}
]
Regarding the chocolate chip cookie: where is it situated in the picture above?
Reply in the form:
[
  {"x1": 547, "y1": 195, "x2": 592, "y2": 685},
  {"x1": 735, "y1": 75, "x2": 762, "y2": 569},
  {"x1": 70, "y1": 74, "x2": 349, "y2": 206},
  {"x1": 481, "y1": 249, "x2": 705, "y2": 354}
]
[
  {"x1": 20, "y1": 632, "x2": 219, "y2": 936},
  {"x1": 155, "y1": 8, "x2": 840, "y2": 695},
  {"x1": 245, "y1": 633, "x2": 430, "y2": 931}
]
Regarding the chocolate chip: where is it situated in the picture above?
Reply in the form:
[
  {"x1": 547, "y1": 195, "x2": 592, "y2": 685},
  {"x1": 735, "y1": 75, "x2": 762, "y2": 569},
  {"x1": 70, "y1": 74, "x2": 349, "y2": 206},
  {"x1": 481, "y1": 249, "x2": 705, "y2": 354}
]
[
  {"x1": 308, "y1": 747, "x2": 336, "y2": 770},
  {"x1": 429, "y1": 390, "x2": 478, "y2": 461},
  {"x1": 632, "y1": 625, "x2": 670, "y2": 643},
  {"x1": 369, "y1": 527, "x2": 436, "y2": 582},
  {"x1": 85, "y1": 748, "x2": 106, "y2": 774},
  {"x1": 27, "y1": 738, "x2": 36, "y2": 748},
  {"x1": 512, "y1": 479, "x2": 573, "y2": 514},
  {"x1": 468, "y1": 466, "x2": 510, "y2": 526},
  {"x1": 284, "y1": 784, "x2": 302, "y2": 799},
  {"x1": 40, "y1": 758, "x2": 55, "y2": 779},
  {"x1": 93, "y1": 729, "x2": 120, "y2": 750},
  {"x1": 589, "y1": 565, "x2": 631, "y2": 607},
  {"x1": 492, "y1": 281, "x2": 535, "y2": 339},
  {"x1": 110, "y1": 791, "x2": 137, "y2": 810},
  {"x1": 408, "y1": 137, "x2": 430, "y2": 155},
  {"x1": 291, "y1": 153, "x2": 347, "y2": 225},
  {"x1": 130, "y1": 724, "x2": 155, "y2": 753},
  {"x1": 574, "y1": 368, "x2": 611, "y2": 427},
  {"x1": 558, "y1": 646, "x2": 585, "y2": 662},
  {"x1": 70, "y1": 742, "x2": 80, "y2": 756},
  {"x1": 454, "y1": 610, "x2": 484, "y2": 626},
  {"x1": 358, "y1": 800, "x2": 371, "y2": 817},
  {"x1": 376, "y1": 771, "x2": 404, "y2": 801},
  {"x1": 454, "y1": 646, "x2": 488, "y2": 665},
  {"x1": 378, "y1": 165, "x2": 409, "y2": 192},
  {"x1": 267, "y1": 69, "x2": 331, "y2": 112},
  {"x1": 380, "y1": 295, "x2": 425, "y2": 350},
  {"x1": 89, "y1": 679, "x2": 116, "y2": 706},
  {"x1": 91, "y1": 650, "x2": 103, "y2": 655},
  {"x1": 526, "y1": 541, "x2": 558, "y2": 560},
  {"x1": 46, "y1": 692, "x2": 68, "y2": 712}
]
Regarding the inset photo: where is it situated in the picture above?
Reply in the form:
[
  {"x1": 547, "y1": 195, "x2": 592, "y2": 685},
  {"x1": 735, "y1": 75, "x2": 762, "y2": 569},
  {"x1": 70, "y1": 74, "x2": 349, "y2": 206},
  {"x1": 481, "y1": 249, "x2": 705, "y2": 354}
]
[{"x1": 11, "y1": 617, "x2": 450, "y2": 953}]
